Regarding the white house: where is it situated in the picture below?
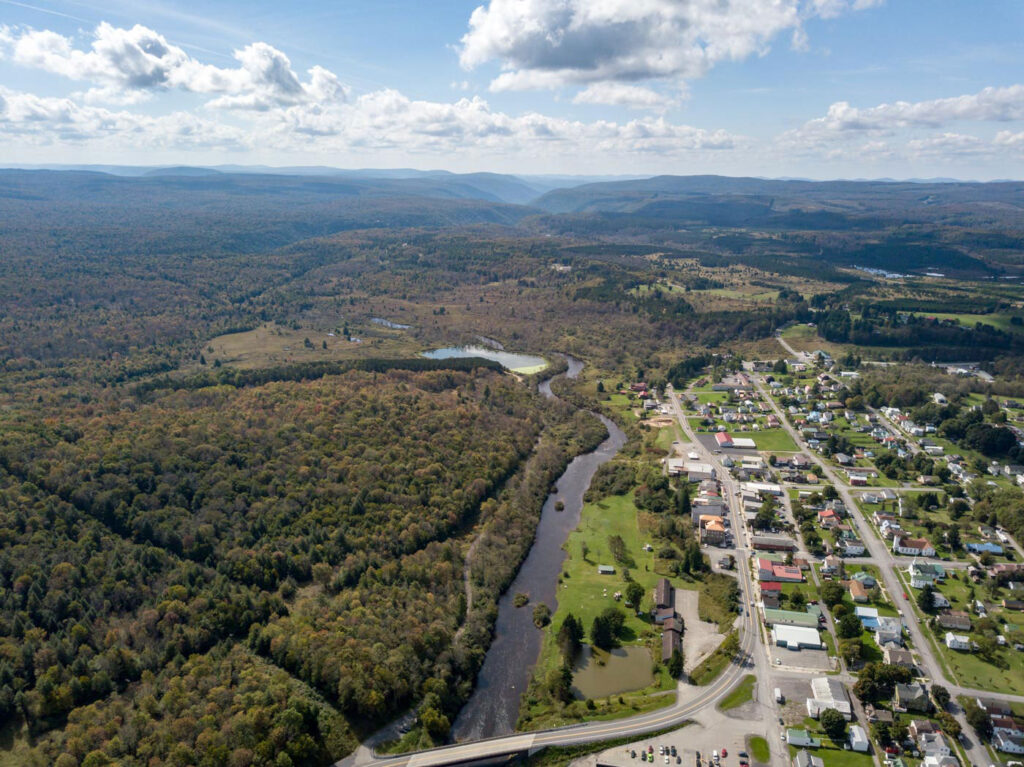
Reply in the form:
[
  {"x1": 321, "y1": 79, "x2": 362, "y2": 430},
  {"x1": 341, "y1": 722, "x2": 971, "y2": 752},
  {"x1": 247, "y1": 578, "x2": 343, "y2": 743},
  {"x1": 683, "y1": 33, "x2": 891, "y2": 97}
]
[
  {"x1": 893, "y1": 535, "x2": 936, "y2": 557},
  {"x1": 945, "y1": 632, "x2": 972, "y2": 651},
  {"x1": 922, "y1": 757, "x2": 959, "y2": 767},
  {"x1": 919, "y1": 731, "x2": 952, "y2": 758},
  {"x1": 848, "y1": 725, "x2": 870, "y2": 752},
  {"x1": 995, "y1": 731, "x2": 1024, "y2": 754}
]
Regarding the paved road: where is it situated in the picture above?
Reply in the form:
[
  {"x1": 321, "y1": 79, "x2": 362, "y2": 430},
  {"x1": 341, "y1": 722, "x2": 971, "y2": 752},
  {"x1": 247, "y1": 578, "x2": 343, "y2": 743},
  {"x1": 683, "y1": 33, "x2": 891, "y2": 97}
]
[
  {"x1": 665, "y1": 385, "x2": 789, "y2": 763},
  {"x1": 751, "y1": 376, "x2": 1003, "y2": 767}
]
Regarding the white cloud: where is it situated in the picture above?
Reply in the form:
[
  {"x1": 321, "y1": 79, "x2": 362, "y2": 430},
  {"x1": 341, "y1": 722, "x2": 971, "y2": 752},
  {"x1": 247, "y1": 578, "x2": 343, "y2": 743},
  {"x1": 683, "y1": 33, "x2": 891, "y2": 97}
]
[
  {"x1": 458, "y1": 0, "x2": 881, "y2": 92},
  {"x1": 1, "y1": 23, "x2": 348, "y2": 110},
  {"x1": 796, "y1": 85, "x2": 1024, "y2": 136},
  {"x1": 0, "y1": 86, "x2": 247, "y2": 148},
  {"x1": 572, "y1": 83, "x2": 670, "y2": 109}
]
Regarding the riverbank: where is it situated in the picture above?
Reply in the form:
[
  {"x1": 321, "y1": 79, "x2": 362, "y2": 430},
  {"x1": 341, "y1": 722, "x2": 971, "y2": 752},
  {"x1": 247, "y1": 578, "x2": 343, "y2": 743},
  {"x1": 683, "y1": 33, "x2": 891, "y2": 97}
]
[{"x1": 449, "y1": 357, "x2": 627, "y2": 742}]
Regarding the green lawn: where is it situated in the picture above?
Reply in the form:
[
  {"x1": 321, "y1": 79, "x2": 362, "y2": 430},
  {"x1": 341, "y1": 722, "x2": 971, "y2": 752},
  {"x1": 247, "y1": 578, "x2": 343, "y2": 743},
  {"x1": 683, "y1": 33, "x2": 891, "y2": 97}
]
[
  {"x1": 654, "y1": 424, "x2": 680, "y2": 452},
  {"x1": 718, "y1": 674, "x2": 755, "y2": 711},
  {"x1": 748, "y1": 735, "x2": 770, "y2": 764},
  {"x1": 898, "y1": 569, "x2": 1024, "y2": 695},
  {"x1": 751, "y1": 429, "x2": 799, "y2": 452},
  {"x1": 520, "y1": 489, "x2": 679, "y2": 728}
]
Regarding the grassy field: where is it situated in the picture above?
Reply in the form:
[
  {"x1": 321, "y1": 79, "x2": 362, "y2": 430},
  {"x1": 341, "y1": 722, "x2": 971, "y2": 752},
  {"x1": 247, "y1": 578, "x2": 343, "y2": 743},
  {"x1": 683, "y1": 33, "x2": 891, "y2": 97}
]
[
  {"x1": 520, "y1": 490, "x2": 679, "y2": 729},
  {"x1": 924, "y1": 311, "x2": 1024, "y2": 334},
  {"x1": 718, "y1": 674, "x2": 756, "y2": 711},
  {"x1": 751, "y1": 429, "x2": 799, "y2": 452},
  {"x1": 199, "y1": 321, "x2": 421, "y2": 369},
  {"x1": 898, "y1": 569, "x2": 1024, "y2": 695},
  {"x1": 748, "y1": 735, "x2": 770, "y2": 764}
]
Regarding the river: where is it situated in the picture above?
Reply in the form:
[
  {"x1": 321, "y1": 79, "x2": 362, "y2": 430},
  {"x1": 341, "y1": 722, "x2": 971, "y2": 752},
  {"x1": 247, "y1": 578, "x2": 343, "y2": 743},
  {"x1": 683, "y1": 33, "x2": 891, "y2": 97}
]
[{"x1": 451, "y1": 355, "x2": 627, "y2": 741}]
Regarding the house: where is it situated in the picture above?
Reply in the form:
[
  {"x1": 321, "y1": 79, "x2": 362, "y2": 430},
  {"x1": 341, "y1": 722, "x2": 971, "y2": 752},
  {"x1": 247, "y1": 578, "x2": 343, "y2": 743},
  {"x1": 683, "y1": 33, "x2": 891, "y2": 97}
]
[
  {"x1": 848, "y1": 724, "x2": 870, "y2": 753},
  {"x1": 839, "y1": 538, "x2": 867, "y2": 556},
  {"x1": 1004, "y1": 599, "x2": 1024, "y2": 611},
  {"x1": 937, "y1": 612, "x2": 972, "y2": 631},
  {"x1": 995, "y1": 732, "x2": 1024, "y2": 754},
  {"x1": 851, "y1": 570, "x2": 877, "y2": 588},
  {"x1": 845, "y1": 579, "x2": 869, "y2": 603},
  {"x1": 835, "y1": 452, "x2": 854, "y2": 466},
  {"x1": 757, "y1": 558, "x2": 777, "y2": 581},
  {"x1": 773, "y1": 625, "x2": 823, "y2": 650},
  {"x1": 818, "y1": 509, "x2": 841, "y2": 529},
  {"x1": 787, "y1": 728, "x2": 821, "y2": 748},
  {"x1": 876, "y1": 616, "x2": 904, "y2": 646},
  {"x1": 884, "y1": 646, "x2": 915, "y2": 669},
  {"x1": 919, "y1": 731, "x2": 952, "y2": 757},
  {"x1": 714, "y1": 432, "x2": 734, "y2": 448},
  {"x1": 976, "y1": 697, "x2": 1012, "y2": 716},
  {"x1": 855, "y1": 606, "x2": 880, "y2": 628},
  {"x1": 807, "y1": 677, "x2": 852, "y2": 719},
  {"x1": 661, "y1": 621, "x2": 681, "y2": 662},
  {"x1": 909, "y1": 720, "x2": 938, "y2": 740},
  {"x1": 908, "y1": 561, "x2": 945, "y2": 588},
  {"x1": 992, "y1": 716, "x2": 1024, "y2": 739},
  {"x1": 864, "y1": 704, "x2": 894, "y2": 723},
  {"x1": 654, "y1": 578, "x2": 674, "y2": 609},
  {"x1": 930, "y1": 591, "x2": 951, "y2": 609},
  {"x1": 894, "y1": 683, "x2": 931, "y2": 713},
  {"x1": 822, "y1": 554, "x2": 844, "y2": 576},
  {"x1": 792, "y1": 750, "x2": 824, "y2": 767},
  {"x1": 922, "y1": 756, "x2": 959, "y2": 767},
  {"x1": 893, "y1": 535, "x2": 936, "y2": 557}
]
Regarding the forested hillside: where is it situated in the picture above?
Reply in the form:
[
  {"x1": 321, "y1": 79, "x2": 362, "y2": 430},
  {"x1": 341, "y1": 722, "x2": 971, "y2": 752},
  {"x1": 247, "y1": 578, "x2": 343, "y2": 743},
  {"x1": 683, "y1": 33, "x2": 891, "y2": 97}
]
[{"x1": 1, "y1": 366, "x2": 605, "y2": 764}]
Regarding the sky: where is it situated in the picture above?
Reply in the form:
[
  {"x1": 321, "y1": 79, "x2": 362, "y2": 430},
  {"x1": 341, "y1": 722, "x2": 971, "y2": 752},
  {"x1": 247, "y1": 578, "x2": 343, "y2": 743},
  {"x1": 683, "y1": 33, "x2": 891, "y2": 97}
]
[{"x1": 0, "y1": 0, "x2": 1023, "y2": 178}]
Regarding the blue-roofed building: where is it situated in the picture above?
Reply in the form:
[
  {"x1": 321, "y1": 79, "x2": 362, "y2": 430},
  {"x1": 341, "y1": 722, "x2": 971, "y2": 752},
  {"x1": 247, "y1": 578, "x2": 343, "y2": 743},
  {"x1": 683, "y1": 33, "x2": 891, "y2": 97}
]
[{"x1": 966, "y1": 542, "x2": 1004, "y2": 555}]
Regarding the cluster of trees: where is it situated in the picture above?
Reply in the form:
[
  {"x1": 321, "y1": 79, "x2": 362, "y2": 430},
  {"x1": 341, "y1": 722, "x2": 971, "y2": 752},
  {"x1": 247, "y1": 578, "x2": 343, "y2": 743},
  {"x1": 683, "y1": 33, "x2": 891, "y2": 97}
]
[
  {"x1": 26, "y1": 643, "x2": 353, "y2": 766},
  {"x1": 815, "y1": 306, "x2": 1024, "y2": 360},
  {"x1": 0, "y1": 367, "x2": 596, "y2": 760}
]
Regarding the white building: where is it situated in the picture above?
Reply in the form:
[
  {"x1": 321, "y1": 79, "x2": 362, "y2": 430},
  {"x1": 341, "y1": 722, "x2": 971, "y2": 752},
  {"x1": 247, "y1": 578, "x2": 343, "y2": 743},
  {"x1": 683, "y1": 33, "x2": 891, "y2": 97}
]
[
  {"x1": 773, "y1": 625, "x2": 824, "y2": 650},
  {"x1": 848, "y1": 725, "x2": 870, "y2": 752},
  {"x1": 945, "y1": 632, "x2": 972, "y2": 651},
  {"x1": 806, "y1": 677, "x2": 852, "y2": 720}
]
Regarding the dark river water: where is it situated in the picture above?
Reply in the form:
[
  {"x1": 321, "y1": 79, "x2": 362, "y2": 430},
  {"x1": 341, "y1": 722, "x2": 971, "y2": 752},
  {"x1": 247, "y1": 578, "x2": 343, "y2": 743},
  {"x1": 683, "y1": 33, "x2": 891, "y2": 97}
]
[{"x1": 451, "y1": 356, "x2": 627, "y2": 741}]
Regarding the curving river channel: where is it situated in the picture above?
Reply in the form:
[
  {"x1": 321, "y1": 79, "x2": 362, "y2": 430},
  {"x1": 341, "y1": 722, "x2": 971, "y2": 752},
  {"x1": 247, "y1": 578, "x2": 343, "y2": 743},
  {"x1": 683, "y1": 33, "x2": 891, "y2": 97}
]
[{"x1": 451, "y1": 355, "x2": 627, "y2": 742}]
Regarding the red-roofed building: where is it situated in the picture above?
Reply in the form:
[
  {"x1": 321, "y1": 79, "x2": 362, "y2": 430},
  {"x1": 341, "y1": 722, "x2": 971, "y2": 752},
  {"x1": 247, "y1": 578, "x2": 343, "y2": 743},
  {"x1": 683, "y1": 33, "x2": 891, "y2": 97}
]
[
  {"x1": 773, "y1": 565, "x2": 804, "y2": 582},
  {"x1": 715, "y1": 432, "x2": 734, "y2": 448}
]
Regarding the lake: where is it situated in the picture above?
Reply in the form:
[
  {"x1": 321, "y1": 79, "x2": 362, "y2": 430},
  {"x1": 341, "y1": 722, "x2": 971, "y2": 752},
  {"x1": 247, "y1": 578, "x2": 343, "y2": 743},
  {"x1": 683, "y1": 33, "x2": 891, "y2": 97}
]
[{"x1": 422, "y1": 346, "x2": 547, "y2": 374}]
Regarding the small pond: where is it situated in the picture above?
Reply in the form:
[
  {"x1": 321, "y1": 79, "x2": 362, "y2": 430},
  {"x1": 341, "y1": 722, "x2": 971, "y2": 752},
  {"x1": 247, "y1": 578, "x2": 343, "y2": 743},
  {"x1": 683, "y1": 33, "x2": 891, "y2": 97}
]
[
  {"x1": 570, "y1": 644, "x2": 654, "y2": 700},
  {"x1": 421, "y1": 346, "x2": 547, "y2": 374}
]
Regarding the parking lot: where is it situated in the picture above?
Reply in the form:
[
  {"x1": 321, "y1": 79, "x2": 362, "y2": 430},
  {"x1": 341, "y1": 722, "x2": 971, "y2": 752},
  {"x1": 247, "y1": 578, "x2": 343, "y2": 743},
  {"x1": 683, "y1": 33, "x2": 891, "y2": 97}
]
[
  {"x1": 770, "y1": 644, "x2": 833, "y2": 672},
  {"x1": 583, "y1": 707, "x2": 775, "y2": 767},
  {"x1": 770, "y1": 675, "x2": 814, "y2": 725}
]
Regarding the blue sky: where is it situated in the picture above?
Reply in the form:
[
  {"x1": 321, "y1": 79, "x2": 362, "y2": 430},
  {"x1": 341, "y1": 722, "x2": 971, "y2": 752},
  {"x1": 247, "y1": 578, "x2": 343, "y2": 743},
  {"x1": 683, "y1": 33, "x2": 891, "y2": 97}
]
[{"x1": 1, "y1": 0, "x2": 1022, "y2": 177}]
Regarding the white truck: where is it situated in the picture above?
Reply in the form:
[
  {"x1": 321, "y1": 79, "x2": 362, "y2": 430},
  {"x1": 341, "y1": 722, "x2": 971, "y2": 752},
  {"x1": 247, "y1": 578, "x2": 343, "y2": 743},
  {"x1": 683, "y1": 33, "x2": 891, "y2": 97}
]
[{"x1": 775, "y1": 687, "x2": 784, "y2": 703}]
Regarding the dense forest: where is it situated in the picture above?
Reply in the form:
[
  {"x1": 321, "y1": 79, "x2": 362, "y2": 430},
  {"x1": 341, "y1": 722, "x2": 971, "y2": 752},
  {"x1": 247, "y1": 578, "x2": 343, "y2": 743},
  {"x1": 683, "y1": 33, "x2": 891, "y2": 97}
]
[{"x1": 2, "y1": 169, "x2": 1023, "y2": 764}]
